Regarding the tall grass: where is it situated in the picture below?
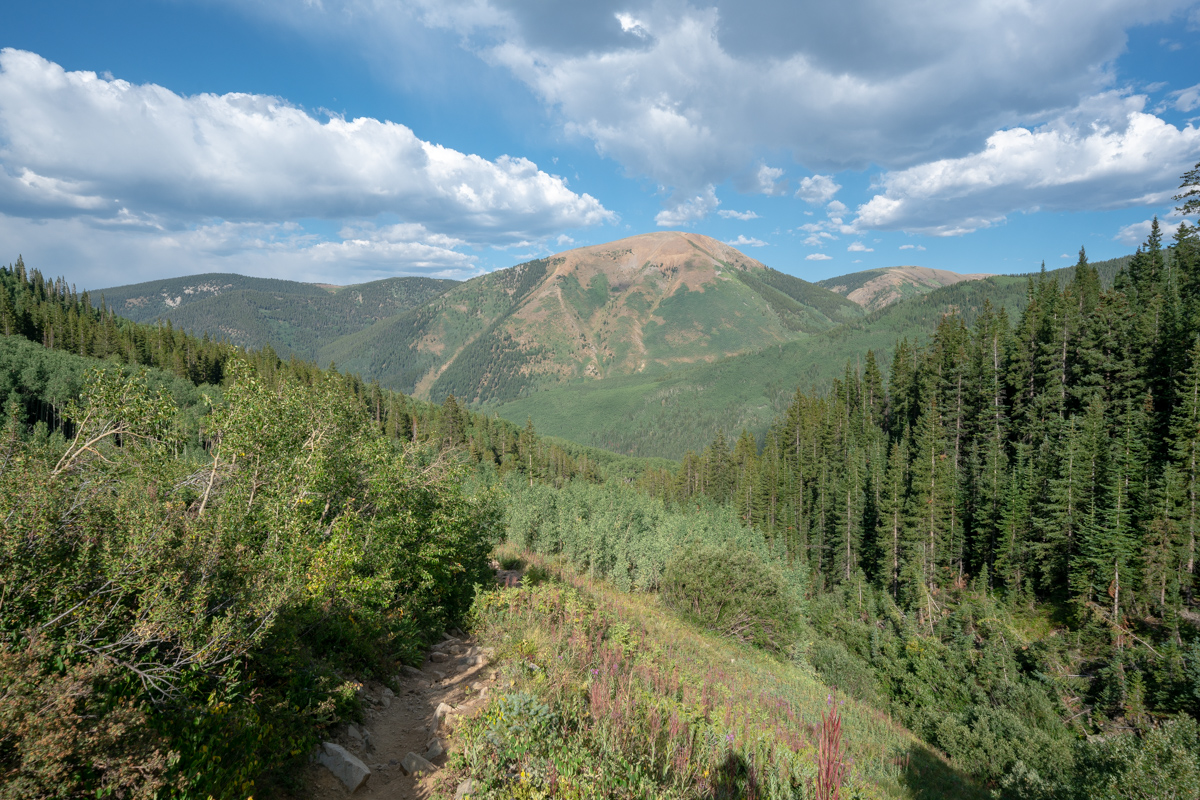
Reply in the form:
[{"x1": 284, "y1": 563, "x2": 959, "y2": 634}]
[{"x1": 456, "y1": 553, "x2": 984, "y2": 799}]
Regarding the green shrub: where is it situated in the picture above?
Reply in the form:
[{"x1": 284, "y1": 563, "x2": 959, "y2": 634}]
[
  {"x1": 807, "y1": 638, "x2": 881, "y2": 705},
  {"x1": 660, "y1": 544, "x2": 800, "y2": 651},
  {"x1": 499, "y1": 555, "x2": 525, "y2": 571}
]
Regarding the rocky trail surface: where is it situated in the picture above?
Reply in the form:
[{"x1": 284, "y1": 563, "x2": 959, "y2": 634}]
[{"x1": 299, "y1": 564, "x2": 523, "y2": 798}]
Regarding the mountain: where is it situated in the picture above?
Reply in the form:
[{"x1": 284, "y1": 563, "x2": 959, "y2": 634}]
[
  {"x1": 96, "y1": 273, "x2": 458, "y2": 359},
  {"x1": 490, "y1": 254, "x2": 1136, "y2": 458},
  {"x1": 816, "y1": 265, "x2": 993, "y2": 312},
  {"x1": 320, "y1": 231, "x2": 864, "y2": 403}
]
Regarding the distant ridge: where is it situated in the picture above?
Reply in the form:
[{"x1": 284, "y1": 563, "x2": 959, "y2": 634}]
[
  {"x1": 96, "y1": 273, "x2": 458, "y2": 359},
  {"x1": 320, "y1": 231, "x2": 864, "y2": 403},
  {"x1": 817, "y1": 265, "x2": 993, "y2": 312}
]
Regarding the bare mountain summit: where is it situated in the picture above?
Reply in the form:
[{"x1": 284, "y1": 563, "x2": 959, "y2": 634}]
[
  {"x1": 816, "y1": 265, "x2": 993, "y2": 313},
  {"x1": 321, "y1": 231, "x2": 862, "y2": 403}
]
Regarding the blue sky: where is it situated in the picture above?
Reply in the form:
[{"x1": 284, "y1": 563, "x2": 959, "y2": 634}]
[{"x1": 4, "y1": 0, "x2": 1200, "y2": 289}]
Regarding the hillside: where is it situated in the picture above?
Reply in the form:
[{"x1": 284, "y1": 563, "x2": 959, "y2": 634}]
[
  {"x1": 320, "y1": 231, "x2": 863, "y2": 403},
  {"x1": 97, "y1": 273, "x2": 458, "y2": 359},
  {"x1": 491, "y1": 254, "x2": 1136, "y2": 457},
  {"x1": 816, "y1": 265, "x2": 993, "y2": 312}
]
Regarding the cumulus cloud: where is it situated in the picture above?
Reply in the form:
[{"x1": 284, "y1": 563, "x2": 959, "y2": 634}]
[
  {"x1": 718, "y1": 209, "x2": 760, "y2": 220},
  {"x1": 750, "y1": 164, "x2": 786, "y2": 196},
  {"x1": 854, "y1": 93, "x2": 1200, "y2": 235},
  {"x1": 726, "y1": 234, "x2": 767, "y2": 247},
  {"x1": 214, "y1": 0, "x2": 1198, "y2": 226},
  {"x1": 1, "y1": 215, "x2": 484, "y2": 288},
  {"x1": 796, "y1": 175, "x2": 842, "y2": 204},
  {"x1": 0, "y1": 48, "x2": 613, "y2": 243},
  {"x1": 806, "y1": 253, "x2": 832, "y2": 261},
  {"x1": 1170, "y1": 83, "x2": 1200, "y2": 113},
  {"x1": 655, "y1": 185, "x2": 719, "y2": 226},
  {"x1": 1116, "y1": 217, "x2": 1184, "y2": 246},
  {"x1": 847, "y1": 242, "x2": 873, "y2": 252},
  {"x1": 432, "y1": 0, "x2": 1188, "y2": 188},
  {"x1": 898, "y1": 244, "x2": 926, "y2": 251}
]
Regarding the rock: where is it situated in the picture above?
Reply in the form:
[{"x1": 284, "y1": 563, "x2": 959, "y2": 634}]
[
  {"x1": 372, "y1": 763, "x2": 386, "y2": 771},
  {"x1": 380, "y1": 695, "x2": 391, "y2": 709},
  {"x1": 429, "y1": 651, "x2": 450, "y2": 663},
  {"x1": 456, "y1": 778, "x2": 476, "y2": 800},
  {"x1": 346, "y1": 725, "x2": 364, "y2": 748},
  {"x1": 432, "y1": 702, "x2": 452, "y2": 734},
  {"x1": 382, "y1": 687, "x2": 395, "y2": 698},
  {"x1": 430, "y1": 669, "x2": 446, "y2": 682},
  {"x1": 316, "y1": 742, "x2": 371, "y2": 793},
  {"x1": 400, "y1": 665, "x2": 424, "y2": 679},
  {"x1": 400, "y1": 751, "x2": 437, "y2": 776},
  {"x1": 424, "y1": 738, "x2": 444, "y2": 761}
]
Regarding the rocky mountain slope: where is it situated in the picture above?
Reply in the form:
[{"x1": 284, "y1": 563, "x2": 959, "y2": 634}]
[
  {"x1": 321, "y1": 231, "x2": 863, "y2": 403},
  {"x1": 816, "y1": 265, "x2": 993, "y2": 312}
]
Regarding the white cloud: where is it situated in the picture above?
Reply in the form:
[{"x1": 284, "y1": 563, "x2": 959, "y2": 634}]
[
  {"x1": 0, "y1": 48, "x2": 613, "y2": 244},
  {"x1": 898, "y1": 243, "x2": 926, "y2": 251},
  {"x1": 718, "y1": 209, "x2": 760, "y2": 220},
  {"x1": 2, "y1": 215, "x2": 484, "y2": 288},
  {"x1": 726, "y1": 234, "x2": 767, "y2": 247},
  {"x1": 1170, "y1": 83, "x2": 1200, "y2": 113},
  {"x1": 806, "y1": 253, "x2": 832, "y2": 261},
  {"x1": 752, "y1": 164, "x2": 786, "y2": 196},
  {"x1": 655, "y1": 185, "x2": 719, "y2": 226},
  {"x1": 556, "y1": 233, "x2": 576, "y2": 246},
  {"x1": 854, "y1": 93, "x2": 1200, "y2": 235},
  {"x1": 847, "y1": 242, "x2": 874, "y2": 252},
  {"x1": 796, "y1": 175, "x2": 842, "y2": 204},
  {"x1": 1115, "y1": 217, "x2": 1183, "y2": 246}
]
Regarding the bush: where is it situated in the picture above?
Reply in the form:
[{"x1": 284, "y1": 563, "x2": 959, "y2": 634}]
[
  {"x1": 807, "y1": 639, "x2": 881, "y2": 705},
  {"x1": 660, "y1": 544, "x2": 800, "y2": 651}
]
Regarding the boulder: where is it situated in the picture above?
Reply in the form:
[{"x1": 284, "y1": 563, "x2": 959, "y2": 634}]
[
  {"x1": 316, "y1": 742, "x2": 371, "y2": 792},
  {"x1": 455, "y1": 778, "x2": 476, "y2": 800},
  {"x1": 400, "y1": 751, "x2": 437, "y2": 776},
  {"x1": 424, "y1": 738, "x2": 445, "y2": 761},
  {"x1": 400, "y1": 665, "x2": 424, "y2": 679},
  {"x1": 429, "y1": 651, "x2": 450, "y2": 663},
  {"x1": 432, "y1": 702, "x2": 452, "y2": 733}
]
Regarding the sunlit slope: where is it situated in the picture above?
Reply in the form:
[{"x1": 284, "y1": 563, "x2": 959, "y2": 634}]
[
  {"x1": 320, "y1": 231, "x2": 862, "y2": 402},
  {"x1": 491, "y1": 274, "x2": 1034, "y2": 457},
  {"x1": 817, "y1": 265, "x2": 993, "y2": 312}
]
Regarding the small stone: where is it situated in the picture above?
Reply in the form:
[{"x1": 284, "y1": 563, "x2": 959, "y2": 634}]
[
  {"x1": 380, "y1": 695, "x2": 391, "y2": 709},
  {"x1": 455, "y1": 778, "x2": 476, "y2": 800},
  {"x1": 424, "y1": 738, "x2": 444, "y2": 761},
  {"x1": 317, "y1": 742, "x2": 371, "y2": 792},
  {"x1": 400, "y1": 665, "x2": 424, "y2": 679},
  {"x1": 382, "y1": 687, "x2": 395, "y2": 698},
  {"x1": 400, "y1": 751, "x2": 437, "y2": 776},
  {"x1": 346, "y1": 725, "x2": 364, "y2": 747},
  {"x1": 372, "y1": 763, "x2": 386, "y2": 771},
  {"x1": 430, "y1": 669, "x2": 446, "y2": 682},
  {"x1": 389, "y1": 758, "x2": 398, "y2": 765},
  {"x1": 429, "y1": 651, "x2": 450, "y2": 663}
]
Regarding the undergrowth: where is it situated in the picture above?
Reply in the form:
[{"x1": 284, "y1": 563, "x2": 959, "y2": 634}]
[{"x1": 450, "y1": 553, "x2": 983, "y2": 800}]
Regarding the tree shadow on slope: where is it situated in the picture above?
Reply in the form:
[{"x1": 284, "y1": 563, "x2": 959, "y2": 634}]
[{"x1": 900, "y1": 743, "x2": 990, "y2": 800}]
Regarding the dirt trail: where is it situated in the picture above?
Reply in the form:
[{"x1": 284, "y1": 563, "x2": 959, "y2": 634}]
[{"x1": 300, "y1": 567, "x2": 522, "y2": 798}]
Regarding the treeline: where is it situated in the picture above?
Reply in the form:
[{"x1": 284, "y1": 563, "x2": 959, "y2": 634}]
[
  {"x1": 624, "y1": 219, "x2": 1200, "y2": 794},
  {"x1": 0, "y1": 256, "x2": 642, "y2": 489},
  {"x1": 645, "y1": 220, "x2": 1200, "y2": 619}
]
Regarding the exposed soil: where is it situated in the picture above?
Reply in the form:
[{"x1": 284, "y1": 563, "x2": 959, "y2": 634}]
[{"x1": 299, "y1": 565, "x2": 522, "y2": 798}]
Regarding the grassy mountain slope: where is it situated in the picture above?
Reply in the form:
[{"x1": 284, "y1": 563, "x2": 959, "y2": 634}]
[
  {"x1": 321, "y1": 232, "x2": 862, "y2": 403},
  {"x1": 97, "y1": 273, "x2": 458, "y2": 358},
  {"x1": 817, "y1": 265, "x2": 993, "y2": 312},
  {"x1": 488, "y1": 274, "x2": 1034, "y2": 457}
]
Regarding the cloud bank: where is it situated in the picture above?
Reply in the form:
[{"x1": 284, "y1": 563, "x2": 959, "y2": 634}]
[{"x1": 0, "y1": 48, "x2": 614, "y2": 284}]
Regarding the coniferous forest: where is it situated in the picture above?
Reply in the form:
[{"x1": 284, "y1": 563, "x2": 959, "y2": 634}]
[{"x1": 3, "y1": 174, "x2": 1200, "y2": 798}]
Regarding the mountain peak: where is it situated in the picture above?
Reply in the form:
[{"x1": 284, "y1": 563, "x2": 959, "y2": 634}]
[{"x1": 817, "y1": 265, "x2": 993, "y2": 312}]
